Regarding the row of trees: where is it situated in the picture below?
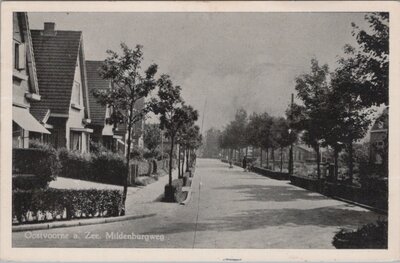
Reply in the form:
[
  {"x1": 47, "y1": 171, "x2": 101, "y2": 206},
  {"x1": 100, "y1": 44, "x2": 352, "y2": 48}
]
[
  {"x1": 93, "y1": 43, "x2": 202, "y2": 214},
  {"x1": 219, "y1": 13, "x2": 388, "y2": 183},
  {"x1": 219, "y1": 109, "x2": 295, "y2": 172},
  {"x1": 289, "y1": 12, "x2": 388, "y2": 182}
]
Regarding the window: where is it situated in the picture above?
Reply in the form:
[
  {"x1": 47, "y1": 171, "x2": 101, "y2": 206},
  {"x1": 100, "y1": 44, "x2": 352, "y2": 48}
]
[
  {"x1": 72, "y1": 81, "x2": 81, "y2": 105},
  {"x1": 14, "y1": 42, "x2": 25, "y2": 70},
  {"x1": 12, "y1": 122, "x2": 24, "y2": 148},
  {"x1": 70, "y1": 131, "x2": 82, "y2": 151}
]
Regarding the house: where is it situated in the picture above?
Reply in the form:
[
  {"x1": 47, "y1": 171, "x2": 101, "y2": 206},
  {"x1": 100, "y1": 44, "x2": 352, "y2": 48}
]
[
  {"x1": 12, "y1": 12, "x2": 50, "y2": 148},
  {"x1": 86, "y1": 60, "x2": 121, "y2": 152},
  {"x1": 370, "y1": 107, "x2": 388, "y2": 164},
  {"x1": 86, "y1": 60, "x2": 145, "y2": 155},
  {"x1": 30, "y1": 22, "x2": 92, "y2": 153}
]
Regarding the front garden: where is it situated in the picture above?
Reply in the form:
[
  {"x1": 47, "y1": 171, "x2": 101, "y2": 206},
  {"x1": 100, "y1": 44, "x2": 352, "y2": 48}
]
[{"x1": 12, "y1": 140, "x2": 170, "y2": 225}]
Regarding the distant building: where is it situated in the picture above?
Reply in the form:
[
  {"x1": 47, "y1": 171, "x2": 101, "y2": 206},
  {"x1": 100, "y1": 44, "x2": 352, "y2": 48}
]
[
  {"x1": 370, "y1": 107, "x2": 388, "y2": 164},
  {"x1": 12, "y1": 12, "x2": 50, "y2": 148},
  {"x1": 30, "y1": 22, "x2": 92, "y2": 152}
]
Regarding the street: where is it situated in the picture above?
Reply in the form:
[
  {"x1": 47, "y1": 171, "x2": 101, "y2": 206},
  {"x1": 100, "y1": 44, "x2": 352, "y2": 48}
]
[{"x1": 13, "y1": 159, "x2": 385, "y2": 248}]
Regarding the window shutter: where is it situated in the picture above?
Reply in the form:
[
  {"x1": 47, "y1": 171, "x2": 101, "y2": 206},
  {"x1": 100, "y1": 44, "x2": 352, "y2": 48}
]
[{"x1": 17, "y1": 43, "x2": 26, "y2": 70}]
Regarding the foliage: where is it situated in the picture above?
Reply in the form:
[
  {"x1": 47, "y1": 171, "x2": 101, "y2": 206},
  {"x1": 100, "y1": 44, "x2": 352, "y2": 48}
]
[
  {"x1": 12, "y1": 189, "x2": 122, "y2": 224},
  {"x1": 89, "y1": 141, "x2": 109, "y2": 155},
  {"x1": 347, "y1": 13, "x2": 389, "y2": 107},
  {"x1": 143, "y1": 123, "x2": 162, "y2": 154},
  {"x1": 58, "y1": 148, "x2": 92, "y2": 180},
  {"x1": 202, "y1": 128, "x2": 221, "y2": 158},
  {"x1": 92, "y1": 43, "x2": 158, "y2": 213},
  {"x1": 151, "y1": 74, "x2": 199, "y2": 185},
  {"x1": 13, "y1": 140, "x2": 61, "y2": 189},
  {"x1": 58, "y1": 148, "x2": 127, "y2": 185},
  {"x1": 332, "y1": 220, "x2": 387, "y2": 249},
  {"x1": 163, "y1": 178, "x2": 186, "y2": 203}
]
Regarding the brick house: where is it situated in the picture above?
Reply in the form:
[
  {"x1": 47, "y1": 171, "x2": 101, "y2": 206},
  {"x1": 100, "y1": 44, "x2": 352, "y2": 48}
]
[
  {"x1": 370, "y1": 107, "x2": 388, "y2": 164},
  {"x1": 12, "y1": 12, "x2": 50, "y2": 148},
  {"x1": 30, "y1": 22, "x2": 92, "y2": 152},
  {"x1": 86, "y1": 60, "x2": 121, "y2": 152},
  {"x1": 86, "y1": 60, "x2": 145, "y2": 155}
]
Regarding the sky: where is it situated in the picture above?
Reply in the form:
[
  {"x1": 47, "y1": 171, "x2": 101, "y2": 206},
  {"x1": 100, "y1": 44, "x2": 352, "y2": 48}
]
[{"x1": 28, "y1": 12, "x2": 369, "y2": 133}]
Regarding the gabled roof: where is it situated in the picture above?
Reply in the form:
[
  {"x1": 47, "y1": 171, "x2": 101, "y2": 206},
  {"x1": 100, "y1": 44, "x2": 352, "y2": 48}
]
[
  {"x1": 86, "y1": 60, "x2": 109, "y2": 126},
  {"x1": 17, "y1": 12, "x2": 39, "y2": 95},
  {"x1": 371, "y1": 107, "x2": 388, "y2": 131},
  {"x1": 30, "y1": 28, "x2": 90, "y2": 122}
]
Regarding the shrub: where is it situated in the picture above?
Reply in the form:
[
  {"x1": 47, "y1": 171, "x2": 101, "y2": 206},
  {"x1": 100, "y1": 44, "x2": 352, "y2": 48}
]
[
  {"x1": 332, "y1": 220, "x2": 388, "y2": 249},
  {"x1": 12, "y1": 141, "x2": 61, "y2": 189},
  {"x1": 129, "y1": 145, "x2": 145, "y2": 160},
  {"x1": 12, "y1": 188, "x2": 122, "y2": 224},
  {"x1": 92, "y1": 152, "x2": 127, "y2": 185},
  {"x1": 58, "y1": 148, "x2": 92, "y2": 180},
  {"x1": 90, "y1": 141, "x2": 109, "y2": 155}
]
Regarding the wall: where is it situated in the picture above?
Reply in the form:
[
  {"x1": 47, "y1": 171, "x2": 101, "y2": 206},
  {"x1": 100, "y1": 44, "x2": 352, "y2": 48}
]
[{"x1": 65, "y1": 55, "x2": 89, "y2": 152}]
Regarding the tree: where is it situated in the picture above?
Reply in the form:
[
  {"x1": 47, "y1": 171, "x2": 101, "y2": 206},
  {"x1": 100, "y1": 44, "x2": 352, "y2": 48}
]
[
  {"x1": 348, "y1": 12, "x2": 389, "y2": 107},
  {"x1": 330, "y1": 57, "x2": 372, "y2": 182},
  {"x1": 203, "y1": 128, "x2": 222, "y2": 158},
  {"x1": 230, "y1": 108, "x2": 248, "y2": 159},
  {"x1": 179, "y1": 125, "x2": 202, "y2": 172},
  {"x1": 93, "y1": 43, "x2": 158, "y2": 214},
  {"x1": 246, "y1": 113, "x2": 265, "y2": 166},
  {"x1": 271, "y1": 117, "x2": 292, "y2": 172},
  {"x1": 151, "y1": 74, "x2": 199, "y2": 185},
  {"x1": 294, "y1": 58, "x2": 331, "y2": 179},
  {"x1": 143, "y1": 123, "x2": 162, "y2": 155}
]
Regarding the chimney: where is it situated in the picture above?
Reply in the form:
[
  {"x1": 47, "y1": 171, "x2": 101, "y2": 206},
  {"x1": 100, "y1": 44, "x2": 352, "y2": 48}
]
[{"x1": 43, "y1": 22, "x2": 56, "y2": 36}]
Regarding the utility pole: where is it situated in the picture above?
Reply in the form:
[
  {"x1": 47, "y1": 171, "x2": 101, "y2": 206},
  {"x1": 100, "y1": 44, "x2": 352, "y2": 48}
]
[{"x1": 289, "y1": 93, "x2": 294, "y2": 176}]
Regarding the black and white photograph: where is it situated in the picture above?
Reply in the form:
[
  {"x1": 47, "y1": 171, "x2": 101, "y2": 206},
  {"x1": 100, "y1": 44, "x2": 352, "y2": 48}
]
[{"x1": 1, "y1": 1, "x2": 400, "y2": 262}]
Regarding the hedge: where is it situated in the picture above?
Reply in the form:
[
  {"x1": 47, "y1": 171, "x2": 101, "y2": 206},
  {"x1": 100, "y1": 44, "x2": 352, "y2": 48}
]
[
  {"x1": 12, "y1": 188, "x2": 122, "y2": 224},
  {"x1": 58, "y1": 148, "x2": 127, "y2": 185},
  {"x1": 332, "y1": 220, "x2": 387, "y2": 249},
  {"x1": 12, "y1": 141, "x2": 61, "y2": 189}
]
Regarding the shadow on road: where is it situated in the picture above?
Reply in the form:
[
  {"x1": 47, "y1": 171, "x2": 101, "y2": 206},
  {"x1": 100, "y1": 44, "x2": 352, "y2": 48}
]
[
  {"x1": 143, "y1": 205, "x2": 384, "y2": 235},
  {"x1": 214, "y1": 184, "x2": 327, "y2": 202}
]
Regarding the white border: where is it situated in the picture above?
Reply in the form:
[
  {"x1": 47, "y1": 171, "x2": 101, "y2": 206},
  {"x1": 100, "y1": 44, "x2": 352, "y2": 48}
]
[{"x1": 1, "y1": 1, "x2": 400, "y2": 262}]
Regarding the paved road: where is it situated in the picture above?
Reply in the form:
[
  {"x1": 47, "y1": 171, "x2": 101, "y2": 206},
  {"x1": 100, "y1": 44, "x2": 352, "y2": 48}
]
[{"x1": 13, "y1": 159, "x2": 385, "y2": 248}]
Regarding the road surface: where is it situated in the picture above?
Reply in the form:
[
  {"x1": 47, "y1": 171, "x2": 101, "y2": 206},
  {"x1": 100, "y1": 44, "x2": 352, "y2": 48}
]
[{"x1": 13, "y1": 158, "x2": 385, "y2": 248}]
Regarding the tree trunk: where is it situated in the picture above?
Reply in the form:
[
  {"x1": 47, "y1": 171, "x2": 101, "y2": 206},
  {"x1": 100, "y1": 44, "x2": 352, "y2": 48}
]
[
  {"x1": 122, "y1": 119, "x2": 133, "y2": 216},
  {"x1": 316, "y1": 145, "x2": 321, "y2": 180},
  {"x1": 266, "y1": 148, "x2": 269, "y2": 168},
  {"x1": 178, "y1": 144, "x2": 181, "y2": 178},
  {"x1": 246, "y1": 147, "x2": 248, "y2": 156},
  {"x1": 168, "y1": 136, "x2": 175, "y2": 186},
  {"x1": 334, "y1": 147, "x2": 339, "y2": 182},
  {"x1": 181, "y1": 148, "x2": 185, "y2": 176},
  {"x1": 272, "y1": 148, "x2": 275, "y2": 171},
  {"x1": 186, "y1": 148, "x2": 190, "y2": 171},
  {"x1": 260, "y1": 148, "x2": 263, "y2": 167},
  {"x1": 289, "y1": 144, "x2": 293, "y2": 175},
  {"x1": 349, "y1": 142, "x2": 354, "y2": 184},
  {"x1": 280, "y1": 147, "x2": 283, "y2": 172}
]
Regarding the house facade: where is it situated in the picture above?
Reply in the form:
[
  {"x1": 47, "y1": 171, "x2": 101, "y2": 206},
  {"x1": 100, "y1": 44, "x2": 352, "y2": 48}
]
[
  {"x1": 12, "y1": 12, "x2": 50, "y2": 148},
  {"x1": 30, "y1": 22, "x2": 92, "y2": 153},
  {"x1": 370, "y1": 107, "x2": 388, "y2": 164},
  {"x1": 86, "y1": 60, "x2": 120, "y2": 152}
]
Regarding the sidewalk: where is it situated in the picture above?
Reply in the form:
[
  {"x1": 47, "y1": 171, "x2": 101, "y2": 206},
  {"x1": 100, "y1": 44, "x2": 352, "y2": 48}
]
[{"x1": 125, "y1": 168, "x2": 178, "y2": 214}]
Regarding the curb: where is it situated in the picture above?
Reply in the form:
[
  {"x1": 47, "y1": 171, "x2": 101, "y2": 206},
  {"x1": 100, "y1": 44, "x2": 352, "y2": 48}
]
[
  {"x1": 328, "y1": 195, "x2": 387, "y2": 215},
  {"x1": 12, "y1": 213, "x2": 156, "y2": 232},
  {"x1": 180, "y1": 188, "x2": 192, "y2": 205}
]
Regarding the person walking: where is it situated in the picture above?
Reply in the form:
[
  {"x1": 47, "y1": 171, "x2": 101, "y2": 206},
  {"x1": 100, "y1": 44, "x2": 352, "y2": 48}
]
[{"x1": 242, "y1": 156, "x2": 247, "y2": 172}]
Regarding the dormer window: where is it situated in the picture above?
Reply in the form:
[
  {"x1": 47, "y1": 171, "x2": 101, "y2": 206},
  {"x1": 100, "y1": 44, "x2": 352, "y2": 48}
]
[
  {"x1": 73, "y1": 81, "x2": 81, "y2": 105},
  {"x1": 14, "y1": 42, "x2": 26, "y2": 70}
]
